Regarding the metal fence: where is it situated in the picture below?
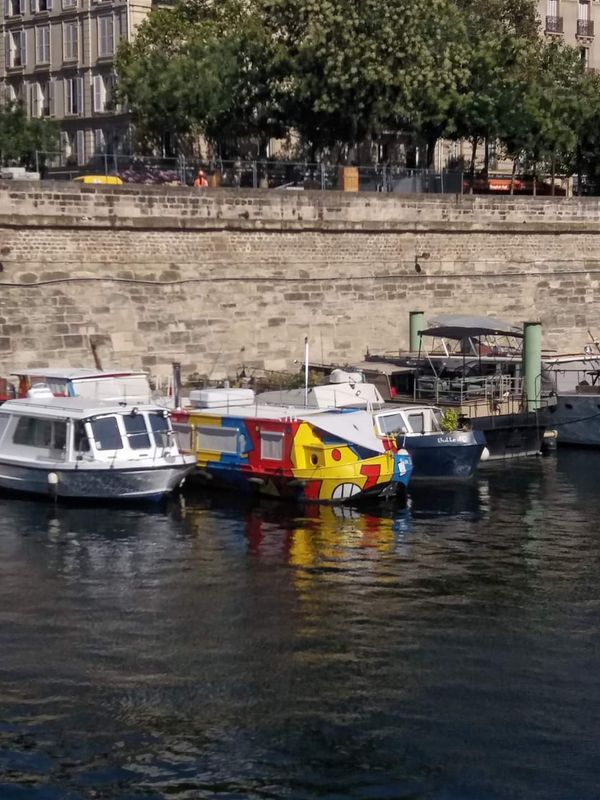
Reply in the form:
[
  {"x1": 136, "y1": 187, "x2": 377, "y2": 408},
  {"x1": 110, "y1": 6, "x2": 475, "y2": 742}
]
[{"x1": 34, "y1": 152, "x2": 464, "y2": 194}]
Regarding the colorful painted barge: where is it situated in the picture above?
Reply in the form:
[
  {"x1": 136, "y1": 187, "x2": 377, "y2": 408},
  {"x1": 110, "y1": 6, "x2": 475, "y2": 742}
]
[{"x1": 171, "y1": 389, "x2": 412, "y2": 504}]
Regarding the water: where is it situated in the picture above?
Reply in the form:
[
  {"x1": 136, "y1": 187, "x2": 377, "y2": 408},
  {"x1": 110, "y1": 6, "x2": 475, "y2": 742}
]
[{"x1": 1, "y1": 450, "x2": 600, "y2": 799}]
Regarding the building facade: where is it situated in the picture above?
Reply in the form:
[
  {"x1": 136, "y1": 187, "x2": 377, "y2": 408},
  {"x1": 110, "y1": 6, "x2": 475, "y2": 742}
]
[
  {"x1": 541, "y1": 0, "x2": 598, "y2": 68},
  {"x1": 0, "y1": 0, "x2": 151, "y2": 165}
]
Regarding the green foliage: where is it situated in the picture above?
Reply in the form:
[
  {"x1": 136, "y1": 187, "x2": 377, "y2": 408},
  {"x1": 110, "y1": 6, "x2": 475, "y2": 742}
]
[
  {"x1": 114, "y1": 0, "x2": 600, "y2": 188},
  {"x1": 0, "y1": 102, "x2": 59, "y2": 168},
  {"x1": 440, "y1": 408, "x2": 460, "y2": 432}
]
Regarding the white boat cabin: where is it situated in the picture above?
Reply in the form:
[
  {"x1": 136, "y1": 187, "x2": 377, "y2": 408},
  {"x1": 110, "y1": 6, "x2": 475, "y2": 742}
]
[
  {"x1": 0, "y1": 398, "x2": 177, "y2": 464},
  {"x1": 373, "y1": 406, "x2": 445, "y2": 437}
]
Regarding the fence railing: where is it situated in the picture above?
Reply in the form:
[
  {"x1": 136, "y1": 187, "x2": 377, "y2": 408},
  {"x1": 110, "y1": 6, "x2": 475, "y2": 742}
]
[{"x1": 34, "y1": 152, "x2": 464, "y2": 194}]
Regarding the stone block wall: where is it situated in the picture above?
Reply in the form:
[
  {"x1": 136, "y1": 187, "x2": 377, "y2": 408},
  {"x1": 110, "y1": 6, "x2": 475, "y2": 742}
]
[{"x1": 0, "y1": 181, "x2": 599, "y2": 384}]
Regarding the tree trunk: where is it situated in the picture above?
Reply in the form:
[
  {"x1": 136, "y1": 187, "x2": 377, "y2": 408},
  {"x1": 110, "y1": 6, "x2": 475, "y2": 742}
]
[
  {"x1": 551, "y1": 151, "x2": 556, "y2": 196},
  {"x1": 510, "y1": 159, "x2": 517, "y2": 195},
  {"x1": 469, "y1": 137, "x2": 478, "y2": 194},
  {"x1": 483, "y1": 136, "x2": 489, "y2": 180},
  {"x1": 426, "y1": 134, "x2": 437, "y2": 169}
]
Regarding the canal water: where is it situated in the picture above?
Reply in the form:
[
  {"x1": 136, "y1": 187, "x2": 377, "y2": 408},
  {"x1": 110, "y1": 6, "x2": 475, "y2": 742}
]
[{"x1": 1, "y1": 449, "x2": 600, "y2": 799}]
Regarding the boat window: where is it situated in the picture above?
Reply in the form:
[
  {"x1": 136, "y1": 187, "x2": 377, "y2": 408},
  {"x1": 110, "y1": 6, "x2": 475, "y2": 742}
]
[
  {"x1": 73, "y1": 421, "x2": 90, "y2": 452},
  {"x1": 149, "y1": 412, "x2": 171, "y2": 447},
  {"x1": 123, "y1": 413, "x2": 151, "y2": 450},
  {"x1": 13, "y1": 417, "x2": 67, "y2": 450},
  {"x1": 196, "y1": 425, "x2": 238, "y2": 454},
  {"x1": 377, "y1": 413, "x2": 408, "y2": 436},
  {"x1": 407, "y1": 413, "x2": 425, "y2": 434},
  {"x1": 90, "y1": 416, "x2": 123, "y2": 450},
  {"x1": 261, "y1": 430, "x2": 284, "y2": 461}
]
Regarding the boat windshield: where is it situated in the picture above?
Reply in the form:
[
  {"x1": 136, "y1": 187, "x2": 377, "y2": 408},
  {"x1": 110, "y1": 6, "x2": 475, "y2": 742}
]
[
  {"x1": 123, "y1": 413, "x2": 151, "y2": 450},
  {"x1": 90, "y1": 416, "x2": 123, "y2": 450},
  {"x1": 148, "y1": 412, "x2": 171, "y2": 447},
  {"x1": 376, "y1": 413, "x2": 409, "y2": 436}
]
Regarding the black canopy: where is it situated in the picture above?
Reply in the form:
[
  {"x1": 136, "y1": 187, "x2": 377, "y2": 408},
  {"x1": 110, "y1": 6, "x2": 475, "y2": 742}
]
[{"x1": 419, "y1": 314, "x2": 523, "y2": 340}]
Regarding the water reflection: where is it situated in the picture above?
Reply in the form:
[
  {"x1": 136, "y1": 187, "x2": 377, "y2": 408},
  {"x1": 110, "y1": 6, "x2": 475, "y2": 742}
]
[{"x1": 1, "y1": 454, "x2": 600, "y2": 798}]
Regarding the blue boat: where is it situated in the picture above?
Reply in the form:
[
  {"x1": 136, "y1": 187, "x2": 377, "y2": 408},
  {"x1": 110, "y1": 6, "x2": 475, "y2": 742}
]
[
  {"x1": 258, "y1": 372, "x2": 487, "y2": 481},
  {"x1": 372, "y1": 405, "x2": 487, "y2": 480}
]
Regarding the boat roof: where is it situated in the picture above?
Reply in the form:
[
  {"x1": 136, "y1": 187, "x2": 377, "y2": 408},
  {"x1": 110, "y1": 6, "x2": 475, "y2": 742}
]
[
  {"x1": 420, "y1": 314, "x2": 523, "y2": 340},
  {"x1": 354, "y1": 361, "x2": 417, "y2": 375},
  {"x1": 0, "y1": 397, "x2": 166, "y2": 420},
  {"x1": 10, "y1": 368, "x2": 148, "y2": 381},
  {"x1": 188, "y1": 403, "x2": 385, "y2": 453}
]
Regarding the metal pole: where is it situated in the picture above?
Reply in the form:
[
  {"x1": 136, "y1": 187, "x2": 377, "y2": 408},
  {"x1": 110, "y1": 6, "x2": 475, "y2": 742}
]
[
  {"x1": 523, "y1": 321, "x2": 542, "y2": 411},
  {"x1": 409, "y1": 311, "x2": 425, "y2": 353},
  {"x1": 304, "y1": 337, "x2": 309, "y2": 406},
  {"x1": 35, "y1": 150, "x2": 39, "y2": 174},
  {"x1": 104, "y1": 151, "x2": 108, "y2": 176},
  {"x1": 252, "y1": 161, "x2": 257, "y2": 189}
]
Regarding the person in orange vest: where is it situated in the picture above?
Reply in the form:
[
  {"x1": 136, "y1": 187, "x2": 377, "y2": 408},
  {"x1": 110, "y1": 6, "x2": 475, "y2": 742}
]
[{"x1": 194, "y1": 169, "x2": 208, "y2": 188}]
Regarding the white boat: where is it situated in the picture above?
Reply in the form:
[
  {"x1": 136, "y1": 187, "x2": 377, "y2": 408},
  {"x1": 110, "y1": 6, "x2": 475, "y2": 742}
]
[{"x1": 0, "y1": 396, "x2": 196, "y2": 501}]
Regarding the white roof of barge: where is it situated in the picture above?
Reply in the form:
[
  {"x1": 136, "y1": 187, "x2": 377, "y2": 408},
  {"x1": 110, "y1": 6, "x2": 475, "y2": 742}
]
[
  {"x1": 10, "y1": 368, "x2": 148, "y2": 380},
  {"x1": 187, "y1": 403, "x2": 386, "y2": 453},
  {"x1": 0, "y1": 397, "x2": 164, "y2": 419}
]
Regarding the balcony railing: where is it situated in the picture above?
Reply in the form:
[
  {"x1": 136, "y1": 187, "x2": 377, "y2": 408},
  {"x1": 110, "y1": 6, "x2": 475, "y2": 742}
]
[
  {"x1": 577, "y1": 19, "x2": 594, "y2": 37},
  {"x1": 545, "y1": 15, "x2": 563, "y2": 33}
]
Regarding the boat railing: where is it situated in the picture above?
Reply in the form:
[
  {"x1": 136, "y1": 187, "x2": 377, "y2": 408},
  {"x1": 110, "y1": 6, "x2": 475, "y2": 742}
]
[{"x1": 414, "y1": 373, "x2": 525, "y2": 411}]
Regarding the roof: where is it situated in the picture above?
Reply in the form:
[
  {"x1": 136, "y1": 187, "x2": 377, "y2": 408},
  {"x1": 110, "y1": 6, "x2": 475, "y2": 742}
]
[
  {"x1": 10, "y1": 368, "x2": 148, "y2": 381},
  {"x1": 187, "y1": 404, "x2": 385, "y2": 453},
  {"x1": 0, "y1": 397, "x2": 166, "y2": 420},
  {"x1": 420, "y1": 314, "x2": 523, "y2": 340}
]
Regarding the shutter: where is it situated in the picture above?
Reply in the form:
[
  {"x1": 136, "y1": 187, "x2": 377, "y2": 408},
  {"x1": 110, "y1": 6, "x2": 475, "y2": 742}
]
[
  {"x1": 18, "y1": 0, "x2": 24, "y2": 13},
  {"x1": 47, "y1": 77, "x2": 55, "y2": 115},
  {"x1": 108, "y1": 16, "x2": 113, "y2": 53},
  {"x1": 92, "y1": 74, "x2": 103, "y2": 112},
  {"x1": 76, "y1": 75, "x2": 83, "y2": 114},
  {"x1": 4, "y1": 0, "x2": 9, "y2": 17},
  {"x1": 76, "y1": 129, "x2": 85, "y2": 165},
  {"x1": 46, "y1": 0, "x2": 52, "y2": 9},
  {"x1": 30, "y1": 0, "x2": 36, "y2": 14},
  {"x1": 64, "y1": 77, "x2": 72, "y2": 114},
  {"x1": 20, "y1": 28, "x2": 26, "y2": 66},
  {"x1": 4, "y1": 34, "x2": 10, "y2": 69}
]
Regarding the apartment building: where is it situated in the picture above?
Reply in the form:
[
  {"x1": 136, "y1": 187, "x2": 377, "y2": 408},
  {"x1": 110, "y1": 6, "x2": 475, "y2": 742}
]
[
  {"x1": 541, "y1": 0, "x2": 598, "y2": 68},
  {"x1": 0, "y1": 0, "x2": 151, "y2": 165}
]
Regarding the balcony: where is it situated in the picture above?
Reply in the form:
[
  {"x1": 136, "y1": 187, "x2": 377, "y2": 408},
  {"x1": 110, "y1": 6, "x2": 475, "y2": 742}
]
[
  {"x1": 577, "y1": 19, "x2": 594, "y2": 37},
  {"x1": 545, "y1": 15, "x2": 563, "y2": 33}
]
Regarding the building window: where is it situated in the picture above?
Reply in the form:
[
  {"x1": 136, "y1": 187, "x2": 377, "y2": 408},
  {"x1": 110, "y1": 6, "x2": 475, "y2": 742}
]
[
  {"x1": 4, "y1": 0, "x2": 24, "y2": 17},
  {"x1": 64, "y1": 75, "x2": 83, "y2": 115},
  {"x1": 30, "y1": 79, "x2": 54, "y2": 116},
  {"x1": 30, "y1": 0, "x2": 52, "y2": 12},
  {"x1": 94, "y1": 128, "x2": 105, "y2": 154},
  {"x1": 35, "y1": 26, "x2": 50, "y2": 64},
  {"x1": 63, "y1": 21, "x2": 78, "y2": 61},
  {"x1": 92, "y1": 72, "x2": 114, "y2": 112},
  {"x1": 98, "y1": 15, "x2": 114, "y2": 57},
  {"x1": 62, "y1": 0, "x2": 76, "y2": 8},
  {"x1": 547, "y1": 0, "x2": 558, "y2": 15},
  {"x1": 5, "y1": 30, "x2": 27, "y2": 68}
]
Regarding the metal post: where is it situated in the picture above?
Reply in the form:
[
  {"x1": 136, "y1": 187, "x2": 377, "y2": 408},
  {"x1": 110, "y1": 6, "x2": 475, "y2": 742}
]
[
  {"x1": 104, "y1": 151, "x2": 108, "y2": 176},
  {"x1": 409, "y1": 311, "x2": 425, "y2": 353},
  {"x1": 172, "y1": 362, "x2": 182, "y2": 409},
  {"x1": 320, "y1": 162, "x2": 325, "y2": 191},
  {"x1": 304, "y1": 337, "x2": 309, "y2": 406},
  {"x1": 252, "y1": 161, "x2": 257, "y2": 189},
  {"x1": 523, "y1": 321, "x2": 542, "y2": 411}
]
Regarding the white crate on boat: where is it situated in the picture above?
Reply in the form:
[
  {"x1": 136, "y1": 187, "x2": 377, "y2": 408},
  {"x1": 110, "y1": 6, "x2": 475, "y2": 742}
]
[{"x1": 189, "y1": 388, "x2": 256, "y2": 408}]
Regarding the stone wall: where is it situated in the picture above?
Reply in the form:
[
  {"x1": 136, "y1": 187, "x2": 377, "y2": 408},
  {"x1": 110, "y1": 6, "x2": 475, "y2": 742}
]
[{"x1": 1, "y1": 180, "x2": 599, "y2": 383}]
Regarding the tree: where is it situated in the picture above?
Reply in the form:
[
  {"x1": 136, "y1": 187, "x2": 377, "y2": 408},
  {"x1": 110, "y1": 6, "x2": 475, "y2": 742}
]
[
  {"x1": 261, "y1": 0, "x2": 469, "y2": 163},
  {"x1": 115, "y1": 0, "x2": 284, "y2": 156},
  {"x1": 0, "y1": 101, "x2": 59, "y2": 168}
]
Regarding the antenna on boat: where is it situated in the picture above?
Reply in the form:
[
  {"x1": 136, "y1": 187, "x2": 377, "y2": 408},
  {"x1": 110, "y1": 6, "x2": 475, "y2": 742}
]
[{"x1": 304, "y1": 336, "x2": 309, "y2": 407}]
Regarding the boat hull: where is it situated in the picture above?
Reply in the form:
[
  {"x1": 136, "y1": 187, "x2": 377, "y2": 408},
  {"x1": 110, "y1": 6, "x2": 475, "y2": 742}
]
[
  {"x1": 469, "y1": 412, "x2": 545, "y2": 459},
  {"x1": 190, "y1": 451, "x2": 412, "y2": 505},
  {"x1": 0, "y1": 461, "x2": 195, "y2": 501},
  {"x1": 405, "y1": 430, "x2": 486, "y2": 479},
  {"x1": 542, "y1": 394, "x2": 600, "y2": 446}
]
